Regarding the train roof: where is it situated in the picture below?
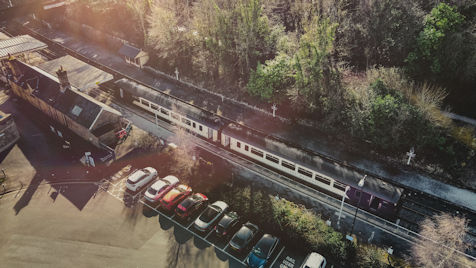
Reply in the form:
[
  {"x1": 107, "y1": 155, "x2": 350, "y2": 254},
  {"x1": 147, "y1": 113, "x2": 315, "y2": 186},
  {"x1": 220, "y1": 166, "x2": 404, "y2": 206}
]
[
  {"x1": 222, "y1": 124, "x2": 403, "y2": 203},
  {"x1": 115, "y1": 78, "x2": 224, "y2": 129}
]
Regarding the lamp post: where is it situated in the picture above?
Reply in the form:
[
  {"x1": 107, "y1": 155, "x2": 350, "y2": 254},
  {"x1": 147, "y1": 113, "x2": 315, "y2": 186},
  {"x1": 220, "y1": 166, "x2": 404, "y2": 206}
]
[
  {"x1": 350, "y1": 175, "x2": 367, "y2": 236},
  {"x1": 337, "y1": 186, "x2": 350, "y2": 228}
]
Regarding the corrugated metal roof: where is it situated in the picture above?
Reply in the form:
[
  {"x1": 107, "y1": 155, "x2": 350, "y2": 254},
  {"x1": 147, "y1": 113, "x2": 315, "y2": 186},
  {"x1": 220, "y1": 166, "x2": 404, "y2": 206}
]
[{"x1": 0, "y1": 35, "x2": 47, "y2": 59}]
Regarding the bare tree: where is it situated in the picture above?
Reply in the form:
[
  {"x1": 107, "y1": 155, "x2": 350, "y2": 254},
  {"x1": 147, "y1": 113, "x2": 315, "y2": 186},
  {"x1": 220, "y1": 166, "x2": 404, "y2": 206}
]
[
  {"x1": 168, "y1": 121, "x2": 198, "y2": 181},
  {"x1": 411, "y1": 213, "x2": 471, "y2": 268}
]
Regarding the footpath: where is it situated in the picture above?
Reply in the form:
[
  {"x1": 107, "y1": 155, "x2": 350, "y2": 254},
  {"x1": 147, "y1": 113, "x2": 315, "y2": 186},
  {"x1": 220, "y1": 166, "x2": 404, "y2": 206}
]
[{"x1": 19, "y1": 18, "x2": 476, "y2": 213}]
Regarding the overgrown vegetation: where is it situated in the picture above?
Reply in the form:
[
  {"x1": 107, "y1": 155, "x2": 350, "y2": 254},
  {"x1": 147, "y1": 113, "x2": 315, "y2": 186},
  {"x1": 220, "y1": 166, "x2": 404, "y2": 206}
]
[{"x1": 62, "y1": 0, "x2": 476, "y2": 186}]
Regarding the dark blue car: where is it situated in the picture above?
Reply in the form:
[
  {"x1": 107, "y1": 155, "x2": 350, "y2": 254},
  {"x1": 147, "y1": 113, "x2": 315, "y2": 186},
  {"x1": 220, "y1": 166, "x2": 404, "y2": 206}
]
[{"x1": 246, "y1": 234, "x2": 280, "y2": 268}]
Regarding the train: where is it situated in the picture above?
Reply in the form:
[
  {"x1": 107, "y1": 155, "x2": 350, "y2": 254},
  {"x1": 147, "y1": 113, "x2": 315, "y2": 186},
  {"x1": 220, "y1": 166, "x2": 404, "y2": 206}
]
[{"x1": 113, "y1": 78, "x2": 404, "y2": 220}]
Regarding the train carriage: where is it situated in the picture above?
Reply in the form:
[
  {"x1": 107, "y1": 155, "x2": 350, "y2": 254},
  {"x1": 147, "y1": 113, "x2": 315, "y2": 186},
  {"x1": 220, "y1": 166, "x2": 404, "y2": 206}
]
[
  {"x1": 221, "y1": 123, "x2": 403, "y2": 219},
  {"x1": 114, "y1": 78, "x2": 223, "y2": 141}
]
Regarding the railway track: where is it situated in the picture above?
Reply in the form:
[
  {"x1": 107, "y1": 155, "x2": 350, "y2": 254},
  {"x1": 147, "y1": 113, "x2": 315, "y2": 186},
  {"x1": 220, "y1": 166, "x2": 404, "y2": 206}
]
[{"x1": 4, "y1": 22, "x2": 476, "y2": 259}]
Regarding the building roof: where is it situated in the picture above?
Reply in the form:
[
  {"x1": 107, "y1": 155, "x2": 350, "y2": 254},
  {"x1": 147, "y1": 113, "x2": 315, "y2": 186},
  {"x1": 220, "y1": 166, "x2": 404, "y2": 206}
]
[
  {"x1": 0, "y1": 35, "x2": 47, "y2": 60},
  {"x1": 13, "y1": 60, "x2": 120, "y2": 130},
  {"x1": 118, "y1": 43, "x2": 142, "y2": 59},
  {"x1": 37, "y1": 55, "x2": 113, "y2": 91}
]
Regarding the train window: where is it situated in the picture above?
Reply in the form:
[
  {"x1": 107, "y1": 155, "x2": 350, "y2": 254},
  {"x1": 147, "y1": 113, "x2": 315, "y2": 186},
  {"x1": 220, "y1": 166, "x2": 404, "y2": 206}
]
[
  {"x1": 182, "y1": 118, "x2": 191, "y2": 126},
  {"x1": 199, "y1": 125, "x2": 203, "y2": 131},
  {"x1": 265, "y1": 154, "x2": 279, "y2": 164},
  {"x1": 151, "y1": 103, "x2": 159, "y2": 110},
  {"x1": 171, "y1": 113, "x2": 180, "y2": 121},
  {"x1": 192, "y1": 122, "x2": 196, "y2": 128},
  {"x1": 245, "y1": 145, "x2": 249, "y2": 151},
  {"x1": 355, "y1": 191, "x2": 361, "y2": 198},
  {"x1": 236, "y1": 142, "x2": 241, "y2": 148},
  {"x1": 315, "y1": 175, "x2": 331, "y2": 185},
  {"x1": 250, "y1": 148, "x2": 264, "y2": 158},
  {"x1": 297, "y1": 167, "x2": 313, "y2": 178},
  {"x1": 333, "y1": 181, "x2": 346, "y2": 192},
  {"x1": 160, "y1": 109, "x2": 169, "y2": 116},
  {"x1": 281, "y1": 160, "x2": 295, "y2": 171}
]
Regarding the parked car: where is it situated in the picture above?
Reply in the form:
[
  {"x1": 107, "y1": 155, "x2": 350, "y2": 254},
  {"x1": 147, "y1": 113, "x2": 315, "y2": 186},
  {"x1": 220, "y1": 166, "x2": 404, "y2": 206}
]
[
  {"x1": 228, "y1": 222, "x2": 259, "y2": 252},
  {"x1": 125, "y1": 167, "x2": 157, "y2": 192},
  {"x1": 159, "y1": 184, "x2": 192, "y2": 212},
  {"x1": 246, "y1": 234, "x2": 280, "y2": 268},
  {"x1": 175, "y1": 193, "x2": 209, "y2": 220},
  {"x1": 194, "y1": 201, "x2": 229, "y2": 232},
  {"x1": 144, "y1": 175, "x2": 179, "y2": 203},
  {"x1": 300, "y1": 252, "x2": 327, "y2": 268},
  {"x1": 215, "y1": 211, "x2": 240, "y2": 239}
]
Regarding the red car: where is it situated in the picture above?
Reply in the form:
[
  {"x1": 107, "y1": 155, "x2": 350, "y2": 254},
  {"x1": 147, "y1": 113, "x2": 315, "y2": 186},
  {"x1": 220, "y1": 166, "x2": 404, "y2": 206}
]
[
  {"x1": 160, "y1": 184, "x2": 192, "y2": 212},
  {"x1": 175, "y1": 193, "x2": 209, "y2": 220}
]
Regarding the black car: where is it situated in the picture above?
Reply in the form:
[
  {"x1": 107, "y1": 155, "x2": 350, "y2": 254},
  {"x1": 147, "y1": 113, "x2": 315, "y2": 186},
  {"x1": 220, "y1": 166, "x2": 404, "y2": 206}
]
[
  {"x1": 228, "y1": 222, "x2": 259, "y2": 252},
  {"x1": 215, "y1": 211, "x2": 240, "y2": 238}
]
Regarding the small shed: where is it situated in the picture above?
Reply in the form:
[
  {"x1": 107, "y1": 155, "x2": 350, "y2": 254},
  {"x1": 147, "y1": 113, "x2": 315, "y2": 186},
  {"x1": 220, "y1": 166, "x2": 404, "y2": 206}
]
[{"x1": 118, "y1": 43, "x2": 149, "y2": 68}]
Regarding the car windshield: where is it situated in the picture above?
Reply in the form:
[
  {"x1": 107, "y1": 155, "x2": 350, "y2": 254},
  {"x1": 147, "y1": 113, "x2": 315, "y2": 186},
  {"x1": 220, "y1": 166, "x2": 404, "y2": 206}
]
[
  {"x1": 147, "y1": 188, "x2": 157, "y2": 195},
  {"x1": 180, "y1": 198, "x2": 194, "y2": 208},
  {"x1": 199, "y1": 206, "x2": 219, "y2": 222}
]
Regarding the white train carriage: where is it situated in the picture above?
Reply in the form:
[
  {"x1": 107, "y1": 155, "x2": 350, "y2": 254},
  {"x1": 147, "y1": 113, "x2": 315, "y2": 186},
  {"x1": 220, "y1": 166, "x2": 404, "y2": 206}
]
[
  {"x1": 114, "y1": 78, "x2": 222, "y2": 142},
  {"x1": 221, "y1": 124, "x2": 403, "y2": 206},
  {"x1": 222, "y1": 129, "x2": 346, "y2": 196}
]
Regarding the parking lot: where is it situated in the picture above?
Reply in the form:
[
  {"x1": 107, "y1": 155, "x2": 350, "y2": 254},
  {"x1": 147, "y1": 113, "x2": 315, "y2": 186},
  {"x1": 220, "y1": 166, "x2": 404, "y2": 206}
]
[{"x1": 96, "y1": 164, "x2": 312, "y2": 268}]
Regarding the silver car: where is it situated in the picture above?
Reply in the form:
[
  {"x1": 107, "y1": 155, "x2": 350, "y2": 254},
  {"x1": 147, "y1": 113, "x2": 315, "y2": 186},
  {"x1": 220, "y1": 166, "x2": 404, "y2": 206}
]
[
  {"x1": 194, "y1": 201, "x2": 228, "y2": 232},
  {"x1": 125, "y1": 167, "x2": 157, "y2": 192}
]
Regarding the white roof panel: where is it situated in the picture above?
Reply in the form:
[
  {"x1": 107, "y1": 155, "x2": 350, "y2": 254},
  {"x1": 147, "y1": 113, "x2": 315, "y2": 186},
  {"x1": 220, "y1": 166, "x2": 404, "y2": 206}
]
[{"x1": 0, "y1": 35, "x2": 47, "y2": 59}]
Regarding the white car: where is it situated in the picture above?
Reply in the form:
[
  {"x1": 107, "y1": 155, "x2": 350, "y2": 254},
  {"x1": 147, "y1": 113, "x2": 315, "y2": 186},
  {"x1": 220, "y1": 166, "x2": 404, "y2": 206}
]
[
  {"x1": 300, "y1": 252, "x2": 326, "y2": 268},
  {"x1": 125, "y1": 167, "x2": 157, "y2": 192},
  {"x1": 144, "y1": 175, "x2": 180, "y2": 203},
  {"x1": 194, "y1": 201, "x2": 229, "y2": 232}
]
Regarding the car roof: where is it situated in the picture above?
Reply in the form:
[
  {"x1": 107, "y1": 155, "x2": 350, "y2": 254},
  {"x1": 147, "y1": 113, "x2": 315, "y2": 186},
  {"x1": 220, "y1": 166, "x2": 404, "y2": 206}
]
[
  {"x1": 211, "y1": 200, "x2": 228, "y2": 210},
  {"x1": 151, "y1": 180, "x2": 166, "y2": 190},
  {"x1": 162, "y1": 175, "x2": 179, "y2": 184},
  {"x1": 127, "y1": 170, "x2": 146, "y2": 183},
  {"x1": 255, "y1": 234, "x2": 277, "y2": 253},
  {"x1": 304, "y1": 252, "x2": 326, "y2": 266},
  {"x1": 163, "y1": 188, "x2": 181, "y2": 201},
  {"x1": 218, "y1": 214, "x2": 236, "y2": 227}
]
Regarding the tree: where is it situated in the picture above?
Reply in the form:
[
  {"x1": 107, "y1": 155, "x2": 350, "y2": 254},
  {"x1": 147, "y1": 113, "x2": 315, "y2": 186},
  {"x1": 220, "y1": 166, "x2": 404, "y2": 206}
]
[
  {"x1": 126, "y1": 0, "x2": 152, "y2": 46},
  {"x1": 287, "y1": 15, "x2": 340, "y2": 114},
  {"x1": 411, "y1": 213, "x2": 470, "y2": 268},
  {"x1": 406, "y1": 3, "x2": 465, "y2": 79},
  {"x1": 147, "y1": 0, "x2": 195, "y2": 72},
  {"x1": 340, "y1": 0, "x2": 424, "y2": 68},
  {"x1": 168, "y1": 123, "x2": 198, "y2": 180},
  {"x1": 247, "y1": 53, "x2": 292, "y2": 101}
]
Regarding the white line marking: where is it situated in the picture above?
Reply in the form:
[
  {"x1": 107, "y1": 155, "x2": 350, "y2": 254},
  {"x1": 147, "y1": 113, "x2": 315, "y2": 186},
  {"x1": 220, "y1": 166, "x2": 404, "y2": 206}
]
[
  {"x1": 187, "y1": 221, "x2": 195, "y2": 229},
  {"x1": 270, "y1": 246, "x2": 285, "y2": 268},
  {"x1": 205, "y1": 229, "x2": 214, "y2": 240}
]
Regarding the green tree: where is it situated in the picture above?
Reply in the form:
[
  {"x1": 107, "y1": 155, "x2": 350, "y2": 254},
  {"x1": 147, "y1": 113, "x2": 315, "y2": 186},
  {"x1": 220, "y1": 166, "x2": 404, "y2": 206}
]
[
  {"x1": 287, "y1": 16, "x2": 340, "y2": 114},
  {"x1": 340, "y1": 0, "x2": 424, "y2": 68},
  {"x1": 406, "y1": 3, "x2": 465, "y2": 78},
  {"x1": 247, "y1": 53, "x2": 292, "y2": 101}
]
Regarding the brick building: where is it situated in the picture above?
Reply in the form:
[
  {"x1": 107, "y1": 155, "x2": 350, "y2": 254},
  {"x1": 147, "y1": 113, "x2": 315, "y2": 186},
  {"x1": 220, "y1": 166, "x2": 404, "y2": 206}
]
[{"x1": 5, "y1": 58, "x2": 123, "y2": 151}]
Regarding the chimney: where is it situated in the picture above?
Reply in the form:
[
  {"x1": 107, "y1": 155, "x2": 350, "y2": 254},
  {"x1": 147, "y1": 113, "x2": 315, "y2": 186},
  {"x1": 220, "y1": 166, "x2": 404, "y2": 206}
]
[{"x1": 56, "y1": 66, "x2": 71, "y2": 93}]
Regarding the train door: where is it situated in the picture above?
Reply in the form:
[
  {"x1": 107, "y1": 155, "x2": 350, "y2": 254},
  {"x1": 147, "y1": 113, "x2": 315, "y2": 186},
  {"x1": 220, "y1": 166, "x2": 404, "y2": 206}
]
[
  {"x1": 222, "y1": 134, "x2": 230, "y2": 147},
  {"x1": 369, "y1": 196, "x2": 380, "y2": 211}
]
